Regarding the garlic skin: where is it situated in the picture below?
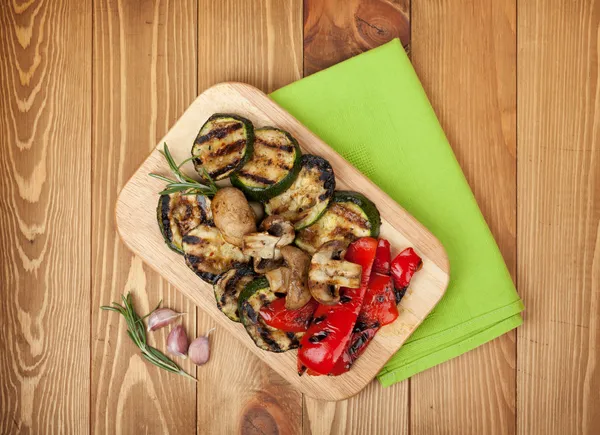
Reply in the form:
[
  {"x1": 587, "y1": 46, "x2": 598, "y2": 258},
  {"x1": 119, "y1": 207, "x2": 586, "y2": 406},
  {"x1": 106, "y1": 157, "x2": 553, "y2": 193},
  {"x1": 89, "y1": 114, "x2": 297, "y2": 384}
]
[
  {"x1": 166, "y1": 324, "x2": 189, "y2": 357},
  {"x1": 147, "y1": 308, "x2": 184, "y2": 332},
  {"x1": 188, "y1": 328, "x2": 215, "y2": 366}
]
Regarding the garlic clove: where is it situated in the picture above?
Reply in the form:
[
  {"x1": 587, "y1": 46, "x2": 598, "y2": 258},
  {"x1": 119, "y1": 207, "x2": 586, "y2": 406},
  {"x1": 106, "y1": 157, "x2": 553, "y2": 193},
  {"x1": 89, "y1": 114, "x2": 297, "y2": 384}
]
[
  {"x1": 147, "y1": 308, "x2": 185, "y2": 332},
  {"x1": 188, "y1": 328, "x2": 215, "y2": 366},
  {"x1": 166, "y1": 324, "x2": 190, "y2": 358}
]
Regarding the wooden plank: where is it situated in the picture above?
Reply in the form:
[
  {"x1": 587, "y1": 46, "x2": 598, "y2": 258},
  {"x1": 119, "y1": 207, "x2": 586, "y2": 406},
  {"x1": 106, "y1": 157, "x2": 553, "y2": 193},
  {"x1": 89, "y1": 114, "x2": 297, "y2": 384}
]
[
  {"x1": 410, "y1": 1, "x2": 517, "y2": 434},
  {"x1": 301, "y1": 0, "x2": 411, "y2": 433},
  {"x1": 0, "y1": 0, "x2": 91, "y2": 433},
  {"x1": 303, "y1": 0, "x2": 410, "y2": 76},
  {"x1": 517, "y1": 1, "x2": 600, "y2": 434},
  {"x1": 115, "y1": 82, "x2": 449, "y2": 401},
  {"x1": 91, "y1": 0, "x2": 197, "y2": 433},
  {"x1": 196, "y1": 1, "x2": 303, "y2": 433}
]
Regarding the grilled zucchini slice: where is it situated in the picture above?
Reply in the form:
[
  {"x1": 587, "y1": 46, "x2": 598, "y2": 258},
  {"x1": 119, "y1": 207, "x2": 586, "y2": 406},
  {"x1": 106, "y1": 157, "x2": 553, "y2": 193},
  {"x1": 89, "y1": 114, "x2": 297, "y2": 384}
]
[
  {"x1": 214, "y1": 265, "x2": 255, "y2": 322},
  {"x1": 230, "y1": 127, "x2": 302, "y2": 201},
  {"x1": 157, "y1": 193, "x2": 213, "y2": 254},
  {"x1": 264, "y1": 155, "x2": 335, "y2": 230},
  {"x1": 238, "y1": 277, "x2": 303, "y2": 352},
  {"x1": 182, "y1": 225, "x2": 250, "y2": 284},
  {"x1": 192, "y1": 114, "x2": 254, "y2": 180},
  {"x1": 295, "y1": 191, "x2": 381, "y2": 254}
]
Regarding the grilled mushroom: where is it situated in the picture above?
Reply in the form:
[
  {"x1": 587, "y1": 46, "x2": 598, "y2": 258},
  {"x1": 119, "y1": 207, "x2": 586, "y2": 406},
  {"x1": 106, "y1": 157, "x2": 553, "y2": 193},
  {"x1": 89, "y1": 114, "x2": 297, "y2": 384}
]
[
  {"x1": 265, "y1": 267, "x2": 291, "y2": 295},
  {"x1": 280, "y1": 246, "x2": 311, "y2": 309},
  {"x1": 308, "y1": 240, "x2": 362, "y2": 305},
  {"x1": 253, "y1": 257, "x2": 284, "y2": 274},
  {"x1": 260, "y1": 215, "x2": 295, "y2": 247},
  {"x1": 242, "y1": 232, "x2": 281, "y2": 259},
  {"x1": 211, "y1": 187, "x2": 257, "y2": 247}
]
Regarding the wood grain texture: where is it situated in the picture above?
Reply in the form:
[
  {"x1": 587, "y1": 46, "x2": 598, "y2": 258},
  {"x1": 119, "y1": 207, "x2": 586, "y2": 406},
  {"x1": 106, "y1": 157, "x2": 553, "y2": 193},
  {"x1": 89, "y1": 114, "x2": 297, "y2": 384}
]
[
  {"x1": 410, "y1": 0, "x2": 517, "y2": 434},
  {"x1": 0, "y1": 0, "x2": 91, "y2": 433},
  {"x1": 517, "y1": 1, "x2": 600, "y2": 434},
  {"x1": 301, "y1": 1, "x2": 410, "y2": 432},
  {"x1": 196, "y1": 2, "x2": 303, "y2": 433},
  {"x1": 91, "y1": 0, "x2": 197, "y2": 433},
  {"x1": 303, "y1": 0, "x2": 410, "y2": 75},
  {"x1": 116, "y1": 82, "x2": 449, "y2": 402}
]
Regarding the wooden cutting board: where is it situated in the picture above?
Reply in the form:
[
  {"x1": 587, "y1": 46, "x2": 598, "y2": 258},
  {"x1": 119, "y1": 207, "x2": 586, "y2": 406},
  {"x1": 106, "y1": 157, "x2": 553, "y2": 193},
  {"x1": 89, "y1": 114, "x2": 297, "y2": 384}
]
[{"x1": 115, "y1": 82, "x2": 449, "y2": 401}]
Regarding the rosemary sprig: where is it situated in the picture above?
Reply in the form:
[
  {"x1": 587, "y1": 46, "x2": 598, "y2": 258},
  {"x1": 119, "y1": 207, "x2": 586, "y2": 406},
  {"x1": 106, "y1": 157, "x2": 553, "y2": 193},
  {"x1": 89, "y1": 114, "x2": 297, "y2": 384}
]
[
  {"x1": 149, "y1": 143, "x2": 218, "y2": 196},
  {"x1": 101, "y1": 293, "x2": 196, "y2": 381}
]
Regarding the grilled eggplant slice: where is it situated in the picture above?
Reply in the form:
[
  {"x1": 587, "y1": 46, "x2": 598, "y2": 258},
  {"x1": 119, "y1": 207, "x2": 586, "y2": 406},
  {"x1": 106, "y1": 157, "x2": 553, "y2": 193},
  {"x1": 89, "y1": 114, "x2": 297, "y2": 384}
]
[
  {"x1": 230, "y1": 127, "x2": 302, "y2": 201},
  {"x1": 295, "y1": 191, "x2": 380, "y2": 254},
  {"x1": 157, "y1": 193, "x2": 213, "y2": 254},
  {"x1": 182, "y1": 225, "x2": 250, "y2": 284},
  {"x1": 238, "y1": 277, "x2": 304, "y2": 352},
  {"x1": 214, "y1": 265, "x2": 256, "y2": 322},
  {"x1": 264, "y1": 155, "x2": 335, "y2": 230},
  {"x1": 192, "y1": 114, "x2": 254, "y2": 180}
]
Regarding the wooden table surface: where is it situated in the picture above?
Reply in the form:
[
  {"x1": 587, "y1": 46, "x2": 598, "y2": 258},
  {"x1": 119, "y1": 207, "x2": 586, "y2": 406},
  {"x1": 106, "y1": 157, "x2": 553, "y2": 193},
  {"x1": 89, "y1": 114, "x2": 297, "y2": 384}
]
[{"x1": 0, "y1": 0, "x2": 598, "y2": 434}]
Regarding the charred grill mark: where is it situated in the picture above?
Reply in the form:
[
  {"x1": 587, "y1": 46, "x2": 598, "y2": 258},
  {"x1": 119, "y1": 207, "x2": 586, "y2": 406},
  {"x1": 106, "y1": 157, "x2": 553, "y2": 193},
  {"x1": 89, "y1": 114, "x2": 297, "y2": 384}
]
[
  {"x1": 277, "y1": 162, "x2": 293, "y2": 171},
  {"x1": 256, "y1": 138, "x2": 294, "y2": 153},
  {"x1": 160, "y1": 195, "x2": 173, "y2": 242},
  {"x1": 182, "y1": 235, "x2": 202, "y2": 245},
  {"x1": 238, "y1": 171, "x2": 276, "y2": 185},
  {"x1": 257, "y1": 326, "x2": 281, "y2": 351},
  {"x1": 209, "y1": 139, "x2": 246, "y2": 158},
  {"x1": 195, "y1": 122, "x2": 243, "y2": 144},
  {"x1": 209, "y1": 161, "x2": 241, "y2": 178},
  {"x1": 394, "y1": 286, "x2": 407, "y2": 304},
  {"x1": 286, "y1": 332, "x2": 297, "y2": 341},
  {"x1": 312, "y1": 315, "x2": 326, "y2": 325},
  {"x1": 308, "y1": 330, "x2": 330, "y2": 343},
  {"x1": 243, "y1": 301, "x2": 258, "y2": 324},
  {"x1": 330, "y1": 203, "x2": 370, "y2": 229}
]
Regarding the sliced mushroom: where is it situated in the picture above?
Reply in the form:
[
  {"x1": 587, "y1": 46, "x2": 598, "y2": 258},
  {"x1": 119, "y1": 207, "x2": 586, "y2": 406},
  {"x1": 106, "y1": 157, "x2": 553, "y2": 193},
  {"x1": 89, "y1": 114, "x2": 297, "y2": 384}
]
[
  {"x1": 253, "y1": 257, "x2": 284, "y2": 274},
  {"x1": 280, "y1": 246, "x2": 312, "y2": 309},
  {"x1": 211, "y1": 187, "x2": 257, "y2": 246},
  {"x1": 265, "y1": 267, "x2": 291, "y2": 295},
  {"x1": 260, "y1": 215, "x2": 295, "y2": 247},
  {"x1": 242, "y1": 232, "x2": 281, "y2": 259},
  {"x1": 308, "y1": 240, "x2": 362, "y2": 305}
]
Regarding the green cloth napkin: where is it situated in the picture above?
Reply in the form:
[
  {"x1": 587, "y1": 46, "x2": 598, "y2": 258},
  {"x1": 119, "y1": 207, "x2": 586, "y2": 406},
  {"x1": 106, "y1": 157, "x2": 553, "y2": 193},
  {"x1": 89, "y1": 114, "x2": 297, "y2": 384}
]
[{"x1": 270, "y1": 39, "x2": 524, "y2": 387}]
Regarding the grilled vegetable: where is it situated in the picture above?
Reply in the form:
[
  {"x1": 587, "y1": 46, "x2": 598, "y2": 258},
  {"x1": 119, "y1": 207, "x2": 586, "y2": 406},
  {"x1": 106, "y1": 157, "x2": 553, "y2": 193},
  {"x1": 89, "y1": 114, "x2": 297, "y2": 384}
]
[
  {"x1": 238, "y1": 277, "x2": 304, "y2": 352},
  {"x1": 331, "y1": 242, "x2": 422, "y2": 375},
  {"x1": 260, "y1": 297, "x2": 319, "y2": 333},
  {"x1": 211, "y1": 187, "x2": 257, "y2": 247},
  {"x1": 183, "y1": 225, "x2": 250, "y2": 284},
  {"x1": 295, "y1": 191, "x2": 380, "y2": 254},
  {"x1": 242, "y1": 232, "x2": 282, "y2": 259},
  {"x1": 253, "y1": 257, "x2": 284, "y2": 274},
  {"x1": 280, "y1": 246, "x2": 311, "y2": 309},
  {"x1": 264, "y1": 155, "x2": 335, "y2": 230},
  {"x1": 157, "y1": 193, "x2": 213, "y2": 254},
  {"x1": 265, "y1": 267, "x2": 291, "y2": 294},
  {"x1": 192, "y1": 114, "x2": 254, "y2": 180},
  {"x1": 231, "y1": 128, "x2": 302, "y2": 201},
  {"x1": 391, "y1": 248, "x2": 423, "y2": 303},
  {"x1": 214, "y1": 266, "x2": 256, "y2": 321},
  {"x1": 308, "y1": 241, "x2": 362, "y2": 305},
  {"x1": 298, "y1": 237, "x2": 377, "y2": 375},
  {"x1": 260, "y1": 215, "x2": 295, "y2": 247}
]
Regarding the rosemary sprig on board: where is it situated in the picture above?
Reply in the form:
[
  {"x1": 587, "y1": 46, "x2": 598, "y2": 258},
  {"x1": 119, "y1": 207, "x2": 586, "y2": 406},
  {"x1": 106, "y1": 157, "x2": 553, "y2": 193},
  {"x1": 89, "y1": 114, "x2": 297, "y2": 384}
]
[
  {"x1": 101, "y1": 293, "x2": 196, "y2": 381},
  {"x1": 149, "y1": 143, "x2": 218, "y2": 196}
]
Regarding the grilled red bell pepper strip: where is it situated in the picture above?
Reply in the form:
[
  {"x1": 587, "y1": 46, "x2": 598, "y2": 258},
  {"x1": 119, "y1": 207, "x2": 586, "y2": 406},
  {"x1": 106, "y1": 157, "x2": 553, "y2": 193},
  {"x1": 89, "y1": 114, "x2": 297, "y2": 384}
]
[
  {"x1": 259, "y1": 297, "x2": 319, "y2": 333},
  {"x1": 372, "y1": 239, "x2": 391, "y2": 275},
  {"x1": 331, "y1": 244, "x2": 422, "y2": 375},
  {"x1": 390, "y1": 247, "x2": 423, "y2": 303},
  {"x1": 297, "y1": 237, "x2": 378, "y2": 375}
]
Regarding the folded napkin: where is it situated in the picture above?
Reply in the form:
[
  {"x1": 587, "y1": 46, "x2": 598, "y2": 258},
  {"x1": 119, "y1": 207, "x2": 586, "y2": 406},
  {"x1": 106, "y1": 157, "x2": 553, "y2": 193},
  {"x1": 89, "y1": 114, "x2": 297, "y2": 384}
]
[{"x1": 270, "y1": 39, "x2": 524, "y2": 387}]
